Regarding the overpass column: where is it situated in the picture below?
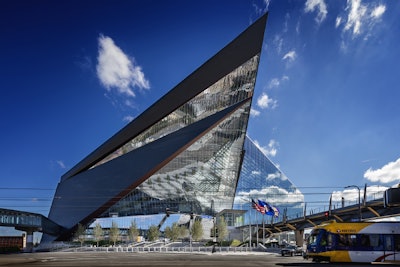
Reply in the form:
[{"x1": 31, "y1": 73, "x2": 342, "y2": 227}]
[
  {"x1": 24, "y1": 230, "x2": 34, "y2": 252},
  {"x1": 295, "y1": 229, "x2": 304, "y2": 247}
]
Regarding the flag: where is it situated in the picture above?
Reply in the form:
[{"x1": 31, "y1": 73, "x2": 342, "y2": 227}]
[
  {"x1": 271, "y1": 206, "x2": 280, "y2": 217},
  {"x1": 258, "y1": 199, "x2": 280, "y2": 217},
  {"x1": 258, "y1": 199, "x2": 273, "y2": 215},
  {"x1": 251, "y1": 199, "x2": 264, "y2": 213}
]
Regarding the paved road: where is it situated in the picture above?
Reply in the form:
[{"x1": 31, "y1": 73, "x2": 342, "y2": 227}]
[{"x1": 0, "y1": 252, "x2": 395, "y2": 267}]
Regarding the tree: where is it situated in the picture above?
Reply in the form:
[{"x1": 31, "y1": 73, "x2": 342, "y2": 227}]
[
  {"x1": 165, "y1": 222, "x2": 180, "y2": 241},
  {"x1": 179, "y1": 225, "x2": 188, "y2": 239},
  {"x1": 93, "y1": 223, "x2": 104, "y2": 247},
  {"x1": 109, "y1": 221, "x2": 120, "y2": 246},
  {"x1": 191, "y1": 220, "x2": 204, "y2": 241},
  {"x1": 147, "y1": 225, "x2": 160, "y2": 241},
  {"x1": 75, "y1": 223, "x2": 86, "y2": 246},
  {"x1": 128, "y1": 220, "x2": 139, "y2": 243},
  {"x1": 217, "y1": 216, "x2": 228, "y2": 242}
]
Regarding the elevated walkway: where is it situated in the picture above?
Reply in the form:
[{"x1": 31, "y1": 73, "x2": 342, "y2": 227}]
[{"x1": 0, "y1": 208, "x2": 64, "y2": 251}]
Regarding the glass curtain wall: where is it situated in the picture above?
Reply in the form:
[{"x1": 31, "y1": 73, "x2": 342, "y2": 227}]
[
  {"x1": 96, "y1": 55, "x2": 260, "y2": 217},
  {"x1": 233, "y1": 136, "x2": 304, "y2": 225}
]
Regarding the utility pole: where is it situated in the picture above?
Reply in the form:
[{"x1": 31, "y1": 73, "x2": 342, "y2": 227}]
[{"x1": 345, "y1": 185, "x2": 361, "y2": 221}]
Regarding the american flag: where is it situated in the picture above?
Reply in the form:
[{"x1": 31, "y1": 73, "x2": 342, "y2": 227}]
[{"x1": 251, "y1": 199, "x2": 266, "y2": 214}]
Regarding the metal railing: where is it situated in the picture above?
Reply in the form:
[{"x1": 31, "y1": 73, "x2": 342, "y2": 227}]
[{"x1": 66, "y1": 245, "x2": 262, "y2": 253}]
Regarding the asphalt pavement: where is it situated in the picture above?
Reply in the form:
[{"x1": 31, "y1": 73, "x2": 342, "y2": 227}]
[{"x1": 0, "y1": 251, "x2": 396, "y2": 267}]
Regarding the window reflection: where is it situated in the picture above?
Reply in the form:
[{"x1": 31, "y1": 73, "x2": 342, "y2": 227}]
[{"x1": 97, "y1": 55, "x2": 260, "y2": 218}]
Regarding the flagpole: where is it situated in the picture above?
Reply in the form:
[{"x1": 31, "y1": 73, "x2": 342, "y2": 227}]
[
  {"x1": 262, "y1": 213, "x2": 265, "y2": 245},
  {"x1": 256, "y1": 211, "x2": 259, "y2": 245},
  {"x1": 249, "y1": 206, "x2": 252, "y2": 247}
]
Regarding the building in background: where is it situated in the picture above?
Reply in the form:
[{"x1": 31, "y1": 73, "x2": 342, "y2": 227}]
[{"x1": 0, "y1": 234, "x2": 26, "y2": 252}]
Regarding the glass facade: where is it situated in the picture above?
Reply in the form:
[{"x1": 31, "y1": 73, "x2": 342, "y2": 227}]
[
  {"x1": 233, "y1": 136, "x2": 304, "y2": 225},
  {"x1": 97, "y1": 56, "x2": 260, "y2": 217},
  {"x1": 42, "y1": 14, "x2": 270, "y2": 243},
  {"x1": 0, "y1": 213, "x2": 41, "y2": 228}
]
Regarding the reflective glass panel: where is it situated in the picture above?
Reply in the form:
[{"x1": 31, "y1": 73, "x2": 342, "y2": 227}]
[{"x1": 98, "y1": 55, "x2": 260, "y2": 217}]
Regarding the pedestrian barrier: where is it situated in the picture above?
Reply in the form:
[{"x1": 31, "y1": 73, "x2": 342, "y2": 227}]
[{"x1": 70, "y1": 245, "x2": 259, "y2": 254}]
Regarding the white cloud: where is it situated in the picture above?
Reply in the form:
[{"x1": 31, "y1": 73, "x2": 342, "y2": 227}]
[
  {"x1": 56, "y1": 160, "x2": 66, "y2": 169},
  {"x1": 364, "y1": 158, "x2": 400, "y2": 184},
  {"x1": 337, "y1": 1, "x2": 386, "y2": 52},
  {"x1": 252, "y1": 170, "x2": 261, "y2": 176},
  {"x1": 266, "y1": 139, "x2": 278, "y2": 157},
  {"x1": 267, "y1": 172, "x2": 281, "y2": 180},
  {"x1": 341, "y1": 0, "x2": 386, "y2": 37},
  {"x1": 268, "y1": 75, "x2": 289, "y2": 89},
  {"x1": 253, "y1": 140, "x2": 268, "y2": 156},
  {"x1": 331, "y1": 185, "x2": 388, "y2": 203},
  {"x1": 124, "y1": 99, "x2": 135, "y2": 108},
  {"x1": 253, "y1": 0, "x2": 270, "y2": 16},
  {"x1": 263, "y1": 0, "x2": 271, "y2": 12},
  {"x1": 273, "y1": 35, "x2": 283, "y2": 54},
  {"x1": 250, "y1": 108, "x2": 260, "y2": 117},
  {"x1": 282, "y1": 50, "x2": 297, "y2": 63},
  {"x1": 257, "y1": 93, "x2": 277, "y2": 109},
  {"x1": 335, "y1": 16, "x2": 342, "y2": 28},
  {"x1": 344, "y1": 0, "x2": 367, "y2": 36},
  {"x1": 371, "y1": 5, "x2": 386, "y2": 19},
  {"x1": 268, "y1": 78, "x2": 280, "y2": 89},
  {"x1": 296, "y1": 20, "x2": 300, "y2": 34},
  {"x1": 237, "y1": 186, "x2": 304, "y2": 205},
  {"x1": 366, "y1": 185, "x2": 389, "y2": 199},
  {"x1": 304, "y1": 0, "x2": 328, "y2": 24},
  {"x1": 123, "y1": 115, "x2": 134, "y2": 123},
  {"x1": 96, "y1": 35, "x2": 150, "y2": 98},
  {"x1": 342, "y1": 188, "x2": 361, "y2": 203},
  {"x1": 284, "y1": 13, "x2": 290, "y2": 33},
  {"x1": 254, "y1": 139, "x2": 278, "y2": 158}
]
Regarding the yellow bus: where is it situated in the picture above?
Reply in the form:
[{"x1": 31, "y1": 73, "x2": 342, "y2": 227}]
[{"x1": 305, "y1": 220, "x2": 400, "y2": 263}]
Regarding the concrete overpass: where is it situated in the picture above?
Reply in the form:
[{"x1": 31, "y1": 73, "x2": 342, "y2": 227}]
[{"x1": 255, "y1": 197, "x2": 400, "y2": 246}]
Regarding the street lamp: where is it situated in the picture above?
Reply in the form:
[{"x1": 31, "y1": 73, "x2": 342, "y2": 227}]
[{"x1": 344, "y1": 185, "x2": 361, "y2": 221}]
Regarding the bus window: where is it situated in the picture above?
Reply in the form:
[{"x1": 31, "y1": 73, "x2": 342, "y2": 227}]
[
  {"x1": 369, "y1": 234, "x2": 382, "y2": 251},
  {"x1": 308, "y1": 229, "x2": 319, "y2": 245},
  {"x1": 349, "y1": 235, "x2": 357, "y2": 246},
  {"x1": 395, "y1": 235, "x2": 400, "y2": 251},
  {"x1": 360, "y1": 234, "x2": 371, "y2": 248},
  {"x1": 384, "y1": 235, "x2": 393, "y2": 251},
  {"x1": 338, "y1": 234, "x2": 348, "y2": 248},
  {"x1": 337, "y1": 234, "x2": 357, "y2": 250},
  {"x1": 327, "y1": 233, "x2": 333, "y2": 247},
  {"x1": 308, "y1": 234, "x2": 316, "y2": 245},
  {"x1": 320, "y1": 232, "x2": 327, "y2": 246}
]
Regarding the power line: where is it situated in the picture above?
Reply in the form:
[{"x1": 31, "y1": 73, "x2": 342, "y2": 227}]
[
  {"x1": 0, "y1": 185, "x2": 370, "y2": 191},
  {"x1": 0, "y1": 187, "x2": 55, "y2": 191}
]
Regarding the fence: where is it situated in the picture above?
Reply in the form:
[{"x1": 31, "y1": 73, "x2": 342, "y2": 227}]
[{"x1": 69, "y1": 245, "x2": 261, "y2": 253}]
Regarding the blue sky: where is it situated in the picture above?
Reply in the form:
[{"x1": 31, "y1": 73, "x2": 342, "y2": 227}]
[{"x1": 1, "y1": 0, "x2": 400, "y2": 221}]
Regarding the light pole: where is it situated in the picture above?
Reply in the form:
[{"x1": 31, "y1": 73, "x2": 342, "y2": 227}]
[
  {"x1": 189, "y1": 213, "x2": 193, "y2": 249},
  {"x1": 345, "y1": 185, "x2": 361, "y2": 221}
]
